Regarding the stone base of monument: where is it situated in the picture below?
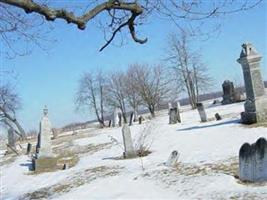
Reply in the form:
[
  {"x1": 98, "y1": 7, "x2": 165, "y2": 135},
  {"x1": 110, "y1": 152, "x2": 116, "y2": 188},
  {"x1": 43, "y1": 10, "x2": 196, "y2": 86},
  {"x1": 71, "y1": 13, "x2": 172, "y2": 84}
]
[
  {"x1": 123, "y1": 151, "x2": 137, "y2": 159},
  {"x1": 32, "y1": 156, "x2": 58, "y2": 172},
  {"x1": 241, "y1": 111, "x2": 257, "y2": 124}
]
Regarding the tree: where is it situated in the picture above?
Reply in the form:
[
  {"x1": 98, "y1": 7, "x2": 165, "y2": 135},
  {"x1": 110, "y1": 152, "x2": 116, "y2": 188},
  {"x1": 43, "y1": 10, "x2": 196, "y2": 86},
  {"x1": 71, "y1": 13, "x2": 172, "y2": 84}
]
[
  {"x1": 0, "y1": 84, "x2": 26, "y2": 138},
  {"x1": 124, "y1": 64, "x2": 142, "y2": 121},
  {"x1": 132, "y1": 64, "x2": 169, "y2": 117},
  {"x1": 166, "y1": 31, "x2": 212, "y2": 109},
  {"x1": 75, "y1": 71, "x2": 106, "y2": 127},
  {"x1": 106, "y1": 71, "x2": 128, "y2": 123},
  {"x1": 0, "y1": 0, "x2": 262, "y2": 53}
]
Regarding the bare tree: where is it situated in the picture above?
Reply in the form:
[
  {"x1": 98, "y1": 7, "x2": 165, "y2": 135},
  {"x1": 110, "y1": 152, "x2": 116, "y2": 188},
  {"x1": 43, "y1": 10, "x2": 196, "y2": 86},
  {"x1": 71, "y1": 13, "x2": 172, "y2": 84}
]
[
  {"x1": 166, "y1": 31, "x2": 212, "y2": 109},
  {"x1": 106, "y1": 71, "x2": 128, "y2": 123},
  {"x1": 0, "y1": 84, "x2": 26, "y2": 138},
  {"x1": 0, "y1": 0, "x2": 262, "y2": 53},
  {"x1": 124, "y1": 65, "x2": 142, "y2": 121},
  {"x1": 76, "y1": 71, "x2": 106, "y2": 127},
  {"x1": 132, "y1": 64, "x2": 169, "y2": 117}
]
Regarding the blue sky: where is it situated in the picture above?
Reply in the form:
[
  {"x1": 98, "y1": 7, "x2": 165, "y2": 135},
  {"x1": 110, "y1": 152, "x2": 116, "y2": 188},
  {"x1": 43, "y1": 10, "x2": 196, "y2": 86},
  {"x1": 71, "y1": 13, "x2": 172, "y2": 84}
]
[{"x1": 1, "y1": 1, "x2": 267, "y2": 131}]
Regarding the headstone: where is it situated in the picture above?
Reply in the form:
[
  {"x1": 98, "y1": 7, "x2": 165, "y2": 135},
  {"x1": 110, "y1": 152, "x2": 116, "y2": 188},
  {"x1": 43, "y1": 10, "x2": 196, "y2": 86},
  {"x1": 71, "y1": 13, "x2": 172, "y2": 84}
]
[
  {"x1": 129, "y1": 112, "x2": 134, "y2": 126},
  {"x1": 239, "y1": 137, "x2": 267, "y2": 182},
  {"x1": 26, "y1": 143, "x2": 32, "y2": 155},
  {"x1": 196, "y1": 103, "x2": 207, "y2": 122},
  {"x1": 222, "y1": 80, "x2": 235, "y2": 105},
  {"x1": 165, "y1": 150, "x2": 179, "y2": 167},
  {"x1": 215, "y1": 113, "x2": 222, "y2": 121},
  {"x1": 168, "y1": 102, "x2": 172, "y2": 115},
  {"x1": 7, "y1": 127, "x2": 16, "y2": 153},
  {"x1": 237, "y1": 43, "x2": 267, "y2": 124},
  {"x1": 138, "y1": 116, "x2": 142, "y2": 124},
  {"x1": 176, "y1": 102, "x2": 181, "y2": 123},
  {"x1": 112, "y1": 108, "x2": 120, "y2": 127},
  {"x1": 33, "y1": 106, "x2": 57, "y2": 172},
  {"x1": 122, "y1": 124, "x2": 136, "y2": 158},
  {"x1": 108, "y1": 120, "x2": 112, "y2": 127},
  {"x1": 169, "y1": 108, "x2": 178, "y2": 124}
]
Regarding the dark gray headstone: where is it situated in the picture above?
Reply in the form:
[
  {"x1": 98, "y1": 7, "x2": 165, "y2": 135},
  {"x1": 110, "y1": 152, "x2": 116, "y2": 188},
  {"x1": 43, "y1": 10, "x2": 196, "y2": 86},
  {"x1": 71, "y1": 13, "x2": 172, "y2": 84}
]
[
  {"x1": 169, "y1": 108, "x2": 178, "y2": 124},
  {"x1": 237, "y1": 43, "x2": 267, "y2": 124},
  {"x1": 26, "y1": 143, "x2": 32, "y2": 155},
  {"x1": 196, "y1": 103, "x2": 207, "y2": 122},
  {"x1": 138, "y1": 116, "x2": 142, "y2": 124},
  {"x1": 129, "y1": 112, "x2": 134, "y2": 126},
  {"x1": 222, "y1": 80, "x2": 235, "y2": 105},
  {"x1": 239, "y1": 137, "x2": 267, "y2": 182},
  {"x1": 215, "y1": 113, "x2": 222, "y2": 121}
]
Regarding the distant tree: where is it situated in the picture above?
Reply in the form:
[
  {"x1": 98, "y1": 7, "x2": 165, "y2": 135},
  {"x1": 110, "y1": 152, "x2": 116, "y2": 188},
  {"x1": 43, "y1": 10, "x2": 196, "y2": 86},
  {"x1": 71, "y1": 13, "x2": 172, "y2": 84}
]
[
  {"x1": 124, "y1": 64, "x2": 143, "y2": 121},
  {"x1": 0, "y1": 84, "x2": 26, "y2": 138},
  {"x1": 131, "y1": 64, "x2": 169, "y2": 117},
  {"x1": 76, "y1": 71, "x2": 106, "y2": 127},
  {"x1": 105, "y1": 71, "x2": 128, "y2": 123},
  {"x1": 166, "y1": 31, "x2": 212, "y2": 109},
  {"x1": 0, "y1": 0, "x2": 262, "y2": 54}
]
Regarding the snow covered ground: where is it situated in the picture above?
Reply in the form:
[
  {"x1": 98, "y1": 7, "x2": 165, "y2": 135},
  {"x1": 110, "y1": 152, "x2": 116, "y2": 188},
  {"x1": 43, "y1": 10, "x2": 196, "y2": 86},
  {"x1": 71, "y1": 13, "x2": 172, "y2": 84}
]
[{"x1": 1, "y1": 101, "x2": 267, "y2": 200}]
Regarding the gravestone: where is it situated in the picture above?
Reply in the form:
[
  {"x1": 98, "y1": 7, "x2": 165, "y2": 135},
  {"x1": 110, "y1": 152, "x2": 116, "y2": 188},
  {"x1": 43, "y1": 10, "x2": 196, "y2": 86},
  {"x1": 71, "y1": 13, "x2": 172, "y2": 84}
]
[
  {"x1": 7, "y1": 127, "x2": 16, "y2": 153},
  {"x1": 165, "y1": 150, "x2": 179, "y2": 167},
  {"x1": 196, "y1": 103, "x2": 207, "y2": 122},
  {"x1": 237, "y1": 43, "x2": 267, "y2": 124},
  {"x1": 222, "y1": 80, "x2": 235, "y2": 105},
  {"x1": 112, "y1": 108, "x2": 119, "y2": 127},
  {"x1": 169, "y1": 108, "x2": 178, "y2": 124},
  {"x1": 168, "y1": 102, "x2": 172, "y2": 115},
  {"x1": 26, "y1": 143, "x2": 32, "y2": 155},
  {"x1": 108, "y1": 120, "x2": 112, "y2": 127},
  {"x1": 239, "y1": 137, "x2": 267, "y2": 182},
  {"x1": 215, "y1": 113, "x2": 222, "y2": 121},
  {"x1": 33, "y1": 106, "x2": 57, "y2": 172},
  {"x1": 138, "y1": 116, "x2": 142, "y2": 124},
  {"x1": 176, "y1": 101, "x2": 181, "y2": 123},
  {"x1": 122, "y1": 124, "x2": 136, "y2": 158}
]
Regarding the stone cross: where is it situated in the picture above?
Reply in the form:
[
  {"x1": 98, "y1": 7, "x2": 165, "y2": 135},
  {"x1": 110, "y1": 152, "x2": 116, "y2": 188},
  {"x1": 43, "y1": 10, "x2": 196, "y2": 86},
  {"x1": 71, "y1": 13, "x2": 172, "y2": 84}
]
[
  {"x1": 122, "y1": 124, "x2": 136, "y2": 158},
  {"x1": 237, "y1": 43, "x2": 267, "y2": 124},
  {"x1": 7, "y1": 127, "x2": 16, "y2": 153},
  {"x1": 239, "y1": 137, "x2": 267, "y2": 182},
  {"x1": 222, "y1": 80, "x2": 235, "y2": 105},
  {"x1": 196, "y1": 103, "x2": 207, "y2": 122},
  {"x1": 169, "y1": 108, "x2": 178, "y2": 124},
  {"x1": 165, "y1": 150, "x2": 179, "y2": 167},
  {"x1": 37, "y1": 106, "x2": 54, "y2": 158}
]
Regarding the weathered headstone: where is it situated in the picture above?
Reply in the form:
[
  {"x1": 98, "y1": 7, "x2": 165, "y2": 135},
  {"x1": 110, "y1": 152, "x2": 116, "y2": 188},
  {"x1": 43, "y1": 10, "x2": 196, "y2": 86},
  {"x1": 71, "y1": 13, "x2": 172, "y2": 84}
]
[
  {"x1": 169, "y1": 108, "x2": 178, "y2": 124},
  {"x1": 122, "y1": 124, "x2": 136, "y2": 158},
  {"x1": 222, "y1": 80, "x2": 235, "y2": 105},
  {"x1": 26, "y1": 143, "x2": 32, "y2": 155},
  {"x1": 239, "y1": 137, "x2": 267, "y2": 182},
  {"x1": 165, "y1": 150, "x2": 179, "y2": 167},
  {"x1": 215, "y1": 113, "x2": 222, "y2": 121},
  {"x1": 7, "y1": 127, "x2": 16, "y2": 153},
  {"x1": 237, "y1": 43, "x2": 267, "y2": 124},
  {"x1": 176, "y1": 101, "x2": 181, "y2": 123},
  {"x1": 33, "y1": 106, "x2": 57, "y2": 172},
  {"x1": 196, "y1": 103, "x2": 207, "y2": 122},
  {"x1": 138, "y1": 116, "x2": 142, "y2": 124}
]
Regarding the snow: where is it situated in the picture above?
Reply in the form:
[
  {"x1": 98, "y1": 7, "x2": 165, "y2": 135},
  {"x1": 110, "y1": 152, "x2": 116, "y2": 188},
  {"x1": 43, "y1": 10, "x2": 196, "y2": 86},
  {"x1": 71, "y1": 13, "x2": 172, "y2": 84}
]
[{"x1": 1, "y1": 102, "x2": 267, "y2": 199}]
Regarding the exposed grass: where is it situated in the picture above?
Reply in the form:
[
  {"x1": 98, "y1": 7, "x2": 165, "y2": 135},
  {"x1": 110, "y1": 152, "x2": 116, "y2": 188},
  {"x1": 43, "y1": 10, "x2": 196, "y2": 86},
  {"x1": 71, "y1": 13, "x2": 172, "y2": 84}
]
[{"x1": 20, "y1": 166, "x2": 123, "y2": 200}]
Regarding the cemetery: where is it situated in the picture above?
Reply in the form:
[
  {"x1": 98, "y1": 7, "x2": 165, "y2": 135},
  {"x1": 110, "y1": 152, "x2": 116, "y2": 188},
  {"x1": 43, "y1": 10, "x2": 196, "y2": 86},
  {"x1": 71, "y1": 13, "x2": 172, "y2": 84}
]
[{"x1": 0, "y1": 1, "x2": 266, "y2": 199}]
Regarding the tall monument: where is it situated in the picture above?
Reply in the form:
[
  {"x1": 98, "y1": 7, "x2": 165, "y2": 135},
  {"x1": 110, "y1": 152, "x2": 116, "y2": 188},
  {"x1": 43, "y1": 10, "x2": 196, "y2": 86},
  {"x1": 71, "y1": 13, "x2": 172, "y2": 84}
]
[
  {"x1": 33, "y1": 106, "x2": 57, "y2": 172},
  {"x1": 237, "y1": 43, "x2": 267, "y2": 124}
]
